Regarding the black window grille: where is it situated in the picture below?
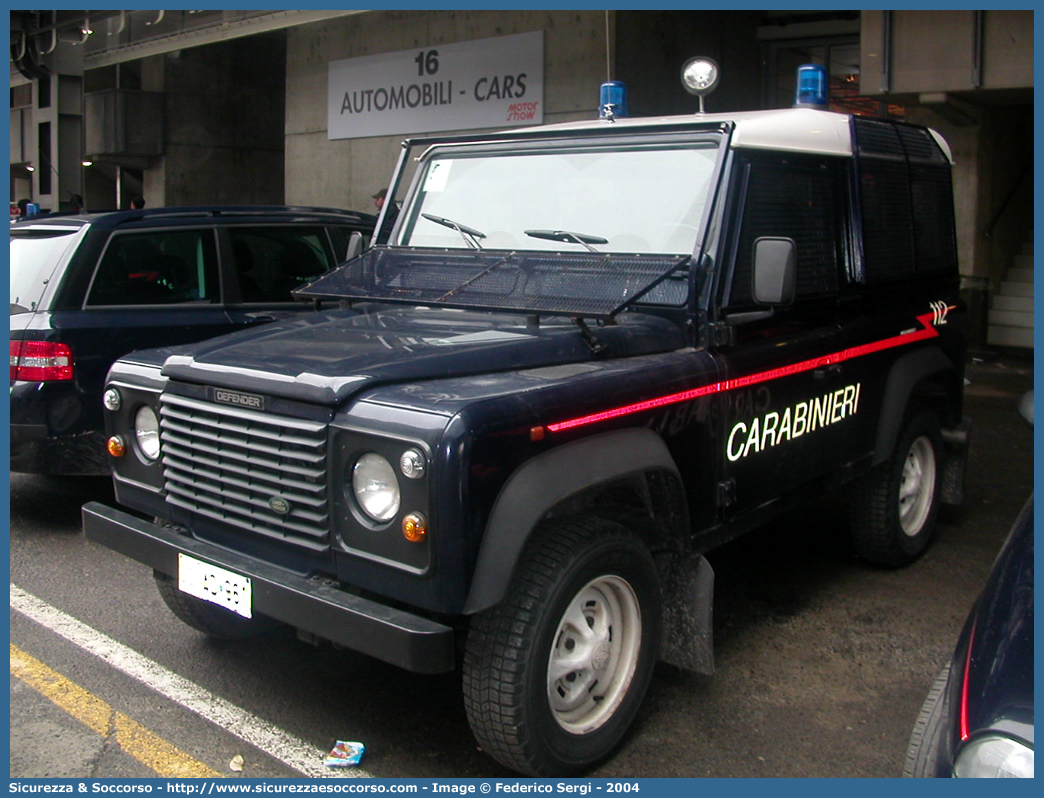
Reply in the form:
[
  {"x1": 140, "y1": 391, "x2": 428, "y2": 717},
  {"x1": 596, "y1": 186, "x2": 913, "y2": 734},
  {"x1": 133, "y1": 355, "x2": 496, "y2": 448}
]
[
  {"x1": 853, "y1": 118, "x2": 957, "y2": 282},
  {"x1": 729, "y1": 158, "x2": 841, "y2": 307}
]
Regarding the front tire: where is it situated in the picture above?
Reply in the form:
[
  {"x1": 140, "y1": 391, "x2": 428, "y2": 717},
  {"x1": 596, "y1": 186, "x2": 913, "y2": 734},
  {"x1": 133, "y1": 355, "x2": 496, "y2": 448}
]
[
  {"x1": 850, "y1": 411, "x2": 943, "y2": 566},
  {"x1": 903, "y1": 664, "x2": 951, "y2": 777},
  {"x1": 463, "y1": 517, "x2": 662, "y2": 776}
]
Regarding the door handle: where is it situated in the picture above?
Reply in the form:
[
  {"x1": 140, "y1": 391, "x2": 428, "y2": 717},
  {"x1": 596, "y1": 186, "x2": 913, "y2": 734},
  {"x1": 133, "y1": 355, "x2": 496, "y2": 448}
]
[{"x1": 813, "y1": 364, "x2": 842, "y2": 380}]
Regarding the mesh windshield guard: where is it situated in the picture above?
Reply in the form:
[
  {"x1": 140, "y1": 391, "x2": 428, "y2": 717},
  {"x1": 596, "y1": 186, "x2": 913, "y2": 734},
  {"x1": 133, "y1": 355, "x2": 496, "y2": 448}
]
[{"x1": 295, "y1": 248, "x2": 689, "y2": 319}]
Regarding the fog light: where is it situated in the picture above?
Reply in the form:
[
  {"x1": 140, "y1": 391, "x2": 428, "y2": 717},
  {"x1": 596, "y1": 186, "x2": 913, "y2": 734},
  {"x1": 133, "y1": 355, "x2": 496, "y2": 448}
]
[
  {"x1": 400, "y1": 448, "x2": 426, "y2": 479},
  {"x1": 103, "y1": 388, "x2": 122, "y2": 411},
  {"x1": 107, "y1": 435, "x2": 126, "y2": 457},
  {"x1": 402, "y1": 512, "x2": 428, "y2": 543}
]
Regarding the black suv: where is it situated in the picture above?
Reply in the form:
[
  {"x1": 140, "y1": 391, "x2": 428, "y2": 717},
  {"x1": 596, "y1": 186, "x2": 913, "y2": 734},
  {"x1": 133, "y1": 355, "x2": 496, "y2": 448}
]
[
  {"x1": 10, "y1": 206, "x2": 374, "y2": 474},
  {"x1": 84, "y1": 106, "x2": 969, "y2": 775}
]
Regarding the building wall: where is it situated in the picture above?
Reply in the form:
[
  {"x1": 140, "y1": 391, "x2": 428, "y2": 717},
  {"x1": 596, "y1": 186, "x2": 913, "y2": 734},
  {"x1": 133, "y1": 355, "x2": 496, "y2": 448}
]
[
  {"x1": 861, "y1": 10, "x2": 1033, "y2": 96},
  {"x1": 283, "y1": 9, "x2": 611, "y2": 212},
  {"x1": 616, "y1": 11, "x2": 763, "y2": 117},
  {"x1": 861, "y1": 9, "x2": 1034, "y2": 288},
  {"x1": 905, "y1": 104, "x2": 1033, "y2": 291},
  {"x1": 14, "y1": 45, "x2": 87, "y2": 213},
  {"x1": 156, "y1": 33, "x2": 287, "y2": 206}
]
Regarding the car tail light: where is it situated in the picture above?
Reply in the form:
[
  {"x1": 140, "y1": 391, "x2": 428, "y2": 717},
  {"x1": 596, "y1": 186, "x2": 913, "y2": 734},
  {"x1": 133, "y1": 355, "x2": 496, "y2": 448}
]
[{"x1": 10, "y1": 340, "x2": 74, "y2": 381}]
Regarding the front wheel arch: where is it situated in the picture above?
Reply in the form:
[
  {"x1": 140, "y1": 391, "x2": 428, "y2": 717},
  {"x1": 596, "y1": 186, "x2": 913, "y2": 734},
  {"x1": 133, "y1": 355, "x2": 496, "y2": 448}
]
[{"x1": 463, "y1": 428, "x2": 686, "y2": 614}]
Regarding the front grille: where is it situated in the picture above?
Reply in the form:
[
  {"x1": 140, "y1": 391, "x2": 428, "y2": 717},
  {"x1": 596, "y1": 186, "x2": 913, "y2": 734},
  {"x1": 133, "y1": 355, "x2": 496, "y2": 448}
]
[{"x1": 159, "y1": 393, "x2": 330, "y2": 550}]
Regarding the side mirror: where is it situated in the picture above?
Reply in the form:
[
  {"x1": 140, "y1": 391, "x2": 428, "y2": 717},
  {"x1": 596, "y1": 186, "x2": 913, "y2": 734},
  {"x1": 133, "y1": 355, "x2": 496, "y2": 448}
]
[
  {"x1": 752, "y1": 237, "x2": 796, "y2": 307},
  {"x1": 345, "y1": 231, "x2": 364, "y2": 261}
]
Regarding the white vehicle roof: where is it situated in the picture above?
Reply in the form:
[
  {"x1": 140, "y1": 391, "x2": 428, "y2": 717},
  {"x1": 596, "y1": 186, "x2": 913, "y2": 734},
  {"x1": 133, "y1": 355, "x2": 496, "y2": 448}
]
[{"x1": 489, "y1": 107, "x2": 953, "y2": 163}]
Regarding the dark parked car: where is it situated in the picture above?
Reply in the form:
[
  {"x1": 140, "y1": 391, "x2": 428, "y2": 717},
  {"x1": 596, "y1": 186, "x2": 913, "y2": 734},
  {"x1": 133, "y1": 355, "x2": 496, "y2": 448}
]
[
  {"x1": 10, "y1": 206, "x2": 374, "y2": 475},
  {"x1": 904, "y1": 490, "x2": 1034, "y2": 777}
]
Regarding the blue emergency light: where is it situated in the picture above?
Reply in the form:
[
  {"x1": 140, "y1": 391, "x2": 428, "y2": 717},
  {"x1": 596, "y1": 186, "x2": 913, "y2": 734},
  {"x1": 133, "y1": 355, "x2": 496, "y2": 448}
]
[
  {"x1": 599, "y1": 81, "x2": 628, "y2": 120},
  {"x1": 794, "y1": 64, "x2": 829, "y2": 108}
]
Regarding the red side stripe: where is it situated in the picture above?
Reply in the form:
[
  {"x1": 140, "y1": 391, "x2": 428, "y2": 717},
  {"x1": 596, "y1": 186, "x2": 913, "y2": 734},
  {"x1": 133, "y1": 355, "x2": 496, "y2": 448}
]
[
  {"x1": 547, "y1": 311, "x2": 940, "y2": 433},
  {"x1": 959, "y1": 621, "x2": 976, "y2": 741}
]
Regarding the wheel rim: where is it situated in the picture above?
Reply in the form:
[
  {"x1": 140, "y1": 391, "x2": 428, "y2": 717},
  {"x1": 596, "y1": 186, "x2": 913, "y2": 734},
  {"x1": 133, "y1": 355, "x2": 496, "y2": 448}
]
[
  {"x1": 899, "y1": 435, "x2": 936, "y2": 536},
  {"x1": 546, "y1": 575, "x2": 642, "y2": 734}
]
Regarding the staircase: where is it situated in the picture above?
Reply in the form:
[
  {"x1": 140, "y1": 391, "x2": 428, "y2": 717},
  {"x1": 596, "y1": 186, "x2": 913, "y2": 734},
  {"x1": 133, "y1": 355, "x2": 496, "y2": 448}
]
[{"x1": 987, "y1": 233, "x2": 1034, "y2": 349}]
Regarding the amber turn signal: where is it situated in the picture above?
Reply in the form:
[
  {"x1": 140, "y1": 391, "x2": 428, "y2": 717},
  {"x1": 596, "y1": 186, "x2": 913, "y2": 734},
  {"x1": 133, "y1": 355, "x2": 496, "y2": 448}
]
[
  {"x1": 107, "y1": 435, "x2": 126, "y2": 457},
  {"x1": 402, "y1": 512, "x2": 428, "y2": 542}
]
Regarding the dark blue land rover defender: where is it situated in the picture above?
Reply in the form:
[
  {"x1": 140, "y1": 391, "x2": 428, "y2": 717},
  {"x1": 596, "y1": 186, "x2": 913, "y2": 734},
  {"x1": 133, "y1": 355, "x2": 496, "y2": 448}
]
[{"x1": 84, "y1": 67, "x2": 968, "y2": 775}]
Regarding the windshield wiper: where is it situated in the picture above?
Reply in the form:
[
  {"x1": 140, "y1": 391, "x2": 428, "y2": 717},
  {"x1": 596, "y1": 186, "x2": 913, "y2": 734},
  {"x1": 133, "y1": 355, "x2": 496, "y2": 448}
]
[
  {"x1": 422, "y1": 213, "x2": 486, "y2": 250},
  {"x1": 524, "y1": 229, "x2": 608, "y2": 253}
]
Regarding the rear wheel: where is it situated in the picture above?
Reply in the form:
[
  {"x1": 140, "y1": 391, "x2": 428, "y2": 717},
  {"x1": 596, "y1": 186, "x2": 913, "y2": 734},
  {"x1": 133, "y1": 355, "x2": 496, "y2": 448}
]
[
  {"x1": 463, "y1": 517, "x2": 662, "y2": 776},
  {"x1": 850, "y1": 411, "x2": 943, "y2": 566},
  {"x1": 154, "y1": 571, "x2": 278, "y2": 639}
]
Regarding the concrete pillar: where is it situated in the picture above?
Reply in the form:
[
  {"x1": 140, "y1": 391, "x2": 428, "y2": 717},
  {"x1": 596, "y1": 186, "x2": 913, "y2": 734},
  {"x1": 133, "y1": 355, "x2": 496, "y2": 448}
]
[
  {"x1": 25, "y1": 44, "x2": 87, "y2": 213},
  {"x1": 157, "y1": 34, "x2": 286, "y2": 206}
]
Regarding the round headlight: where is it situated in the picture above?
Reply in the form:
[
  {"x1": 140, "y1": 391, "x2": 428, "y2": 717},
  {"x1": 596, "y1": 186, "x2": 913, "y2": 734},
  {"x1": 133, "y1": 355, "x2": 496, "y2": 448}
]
[
  {"x1": 352, "y1": 453, "x2": 401, "y2": 522},
  {"x1": 134, "y1": 406, "x2": 161, "y2": 462},
  {"x1": 954, "y1": 735, "x2": 1034, "y2": 778}
]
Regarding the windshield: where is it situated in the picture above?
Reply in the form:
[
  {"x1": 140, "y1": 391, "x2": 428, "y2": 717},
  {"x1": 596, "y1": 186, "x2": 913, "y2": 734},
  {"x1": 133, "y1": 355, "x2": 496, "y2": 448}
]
[
  {"x1": 10, "y1": 228, "x2": 81, "y2": 314},
  {"x1": 396, "y1": 139, "x2": 719, "y2": 255}
]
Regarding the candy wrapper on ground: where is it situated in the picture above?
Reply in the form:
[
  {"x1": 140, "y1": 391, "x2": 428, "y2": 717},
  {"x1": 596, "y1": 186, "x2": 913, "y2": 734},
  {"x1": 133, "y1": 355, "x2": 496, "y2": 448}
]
[{"x1": 325, "y1": 741, "x2": 365, "y2": 767}]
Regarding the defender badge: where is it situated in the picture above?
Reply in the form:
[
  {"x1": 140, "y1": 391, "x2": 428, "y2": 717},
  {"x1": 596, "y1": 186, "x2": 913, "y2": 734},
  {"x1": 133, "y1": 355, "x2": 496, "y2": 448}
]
[{"x1": 212, "y1": 388, "x2": 264, "y2": 410}]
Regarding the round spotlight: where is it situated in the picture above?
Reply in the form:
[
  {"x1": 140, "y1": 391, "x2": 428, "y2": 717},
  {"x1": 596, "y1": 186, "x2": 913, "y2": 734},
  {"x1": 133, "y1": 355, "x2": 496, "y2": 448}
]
[{"x1": 681, "y1": 56, "x2": 721, "y2": 97}]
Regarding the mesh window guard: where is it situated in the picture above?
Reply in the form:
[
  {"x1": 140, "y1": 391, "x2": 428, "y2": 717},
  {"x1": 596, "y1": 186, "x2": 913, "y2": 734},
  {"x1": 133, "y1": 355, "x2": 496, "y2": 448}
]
[{"x1": 296, "y1": 248, "x2": 690, "y2": 320}]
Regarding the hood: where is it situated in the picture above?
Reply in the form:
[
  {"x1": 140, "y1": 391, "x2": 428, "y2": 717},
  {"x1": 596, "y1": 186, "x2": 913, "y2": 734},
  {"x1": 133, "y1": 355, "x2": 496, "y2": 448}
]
[{"x1": 152, "y1": 307, "x2": 686, "y2": 406}]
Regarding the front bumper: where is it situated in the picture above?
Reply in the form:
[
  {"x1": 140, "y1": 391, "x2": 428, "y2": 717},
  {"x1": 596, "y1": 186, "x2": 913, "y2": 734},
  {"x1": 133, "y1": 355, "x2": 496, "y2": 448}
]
[{"x1": 82, "y1": 502, "x2": 456, "y2": 674}]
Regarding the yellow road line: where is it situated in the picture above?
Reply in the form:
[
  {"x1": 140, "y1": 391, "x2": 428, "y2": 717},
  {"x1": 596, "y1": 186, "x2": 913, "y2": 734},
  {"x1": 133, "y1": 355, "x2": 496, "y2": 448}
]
[{"x1": 10, "y1": 643, "x2": 223, "y2": 778}]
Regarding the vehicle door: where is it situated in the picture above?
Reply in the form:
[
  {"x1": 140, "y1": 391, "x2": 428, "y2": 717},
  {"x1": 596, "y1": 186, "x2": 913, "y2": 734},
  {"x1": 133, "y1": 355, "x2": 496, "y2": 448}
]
[
  {"x1": 220, "y1": 224, "x2": 344, "y2": 331},
  {"x1": 56, "y1": 226, "x2": 230, "y2": 416},
  {"x1": 714, "y1": 151, "x2": 853, "y2": 515}
]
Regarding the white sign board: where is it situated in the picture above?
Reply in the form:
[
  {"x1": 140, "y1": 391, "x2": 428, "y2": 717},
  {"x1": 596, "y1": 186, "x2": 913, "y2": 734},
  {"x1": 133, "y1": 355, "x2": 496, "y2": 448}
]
[{"x1": 328, "y1": 31, "x2": 544, "y2": 140}]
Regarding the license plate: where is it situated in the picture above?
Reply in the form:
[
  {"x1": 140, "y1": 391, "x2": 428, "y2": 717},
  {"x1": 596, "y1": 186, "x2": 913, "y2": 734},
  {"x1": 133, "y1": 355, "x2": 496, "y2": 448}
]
[{"x1": 178, "y1": 553, "x2": 253, "y2": 619}]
